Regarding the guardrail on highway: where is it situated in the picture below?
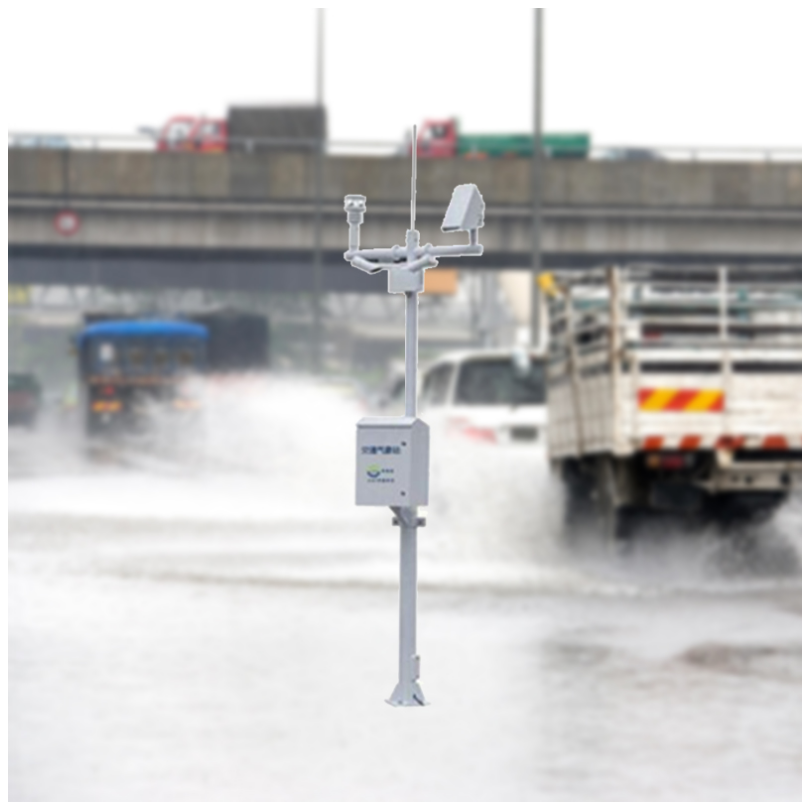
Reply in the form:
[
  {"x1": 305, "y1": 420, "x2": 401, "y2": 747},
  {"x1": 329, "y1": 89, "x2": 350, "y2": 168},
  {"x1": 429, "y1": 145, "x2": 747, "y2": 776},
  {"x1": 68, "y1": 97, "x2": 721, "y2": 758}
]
[
  {"x1": 7, "y1": 132, "x2": 802, "y2": 162},
  {"x1": 588, "y1": 145, "x2": 802, "y2": 163}
]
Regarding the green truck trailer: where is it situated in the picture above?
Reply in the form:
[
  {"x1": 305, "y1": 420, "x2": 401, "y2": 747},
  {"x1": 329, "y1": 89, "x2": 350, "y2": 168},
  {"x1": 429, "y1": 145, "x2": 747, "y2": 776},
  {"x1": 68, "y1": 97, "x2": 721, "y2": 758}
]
[{"x1": 415, "y1": 119, "x2": 590, "y2": 159}]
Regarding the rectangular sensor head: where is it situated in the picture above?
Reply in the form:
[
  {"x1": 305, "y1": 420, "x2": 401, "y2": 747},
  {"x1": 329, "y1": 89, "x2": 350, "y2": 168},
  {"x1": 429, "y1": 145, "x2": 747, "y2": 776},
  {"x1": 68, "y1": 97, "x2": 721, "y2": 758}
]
[
  {"x1": 441, "y1": 184, "x2": 485, "y2": 233},
  {"x1": 356, "y1": 417, "x2": 429, "y2": 507}
]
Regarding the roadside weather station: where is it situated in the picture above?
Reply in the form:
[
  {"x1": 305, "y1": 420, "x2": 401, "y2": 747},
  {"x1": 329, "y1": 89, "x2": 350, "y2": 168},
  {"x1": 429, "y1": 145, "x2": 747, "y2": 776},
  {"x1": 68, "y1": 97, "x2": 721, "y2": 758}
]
[{"x1": 345, "y1": 128, "x2": 487, "y2": 706}]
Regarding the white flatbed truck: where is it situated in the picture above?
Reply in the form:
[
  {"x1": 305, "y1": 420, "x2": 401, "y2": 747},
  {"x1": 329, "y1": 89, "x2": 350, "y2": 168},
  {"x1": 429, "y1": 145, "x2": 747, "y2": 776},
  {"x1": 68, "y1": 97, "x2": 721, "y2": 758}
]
[{"x1": 544, "y1": 265, "x2": 801, "y2": 548}]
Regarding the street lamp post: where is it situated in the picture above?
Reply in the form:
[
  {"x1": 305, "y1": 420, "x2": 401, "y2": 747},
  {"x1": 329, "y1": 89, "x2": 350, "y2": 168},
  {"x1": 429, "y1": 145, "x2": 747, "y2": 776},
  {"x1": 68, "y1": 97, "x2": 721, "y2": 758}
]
[
  {"x1": 312, "y1": 8, "x2": 326, "y2": 373},
  {"x1": 530, "y1": 9, "x2": 544, "y2": 348}
]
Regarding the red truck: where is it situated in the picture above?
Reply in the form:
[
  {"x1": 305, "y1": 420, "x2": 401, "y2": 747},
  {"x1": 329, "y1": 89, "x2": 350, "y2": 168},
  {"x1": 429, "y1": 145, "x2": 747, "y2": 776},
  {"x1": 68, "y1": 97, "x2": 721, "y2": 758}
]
[{"x1": 154, "y1": 107, "x2": 326, "y2": 153}]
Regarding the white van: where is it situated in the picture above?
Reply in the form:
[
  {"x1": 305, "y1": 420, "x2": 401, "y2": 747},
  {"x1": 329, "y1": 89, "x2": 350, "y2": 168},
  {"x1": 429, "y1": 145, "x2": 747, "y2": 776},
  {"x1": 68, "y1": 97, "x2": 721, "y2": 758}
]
[{"x1": 417, "y1": 348, "x2": 547, "y2": 445}]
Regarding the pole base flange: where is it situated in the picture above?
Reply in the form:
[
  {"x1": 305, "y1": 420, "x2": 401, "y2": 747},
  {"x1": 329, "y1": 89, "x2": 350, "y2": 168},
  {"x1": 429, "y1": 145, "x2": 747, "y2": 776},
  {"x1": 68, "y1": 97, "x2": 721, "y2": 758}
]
[{"x1": 386, "y1": 680, "x2": 427, "y2": 707}]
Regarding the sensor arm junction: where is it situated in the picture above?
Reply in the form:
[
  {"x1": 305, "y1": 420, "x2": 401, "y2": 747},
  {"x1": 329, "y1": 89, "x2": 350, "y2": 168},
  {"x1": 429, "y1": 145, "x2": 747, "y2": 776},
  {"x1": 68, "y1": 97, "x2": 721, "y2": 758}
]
[
  {"x1": 343, "y1": 189, "x2": 485, "y2": 277},
  {"x1": 345, "y1": 234, "x2": 484, "y2": 276}
]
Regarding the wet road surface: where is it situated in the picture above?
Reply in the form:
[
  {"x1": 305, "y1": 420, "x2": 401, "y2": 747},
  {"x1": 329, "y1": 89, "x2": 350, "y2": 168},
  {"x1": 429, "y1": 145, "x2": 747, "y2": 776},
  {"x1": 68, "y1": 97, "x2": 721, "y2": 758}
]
[{"x1": 8, "y1": 379, "x2": 802, "y2": 800}]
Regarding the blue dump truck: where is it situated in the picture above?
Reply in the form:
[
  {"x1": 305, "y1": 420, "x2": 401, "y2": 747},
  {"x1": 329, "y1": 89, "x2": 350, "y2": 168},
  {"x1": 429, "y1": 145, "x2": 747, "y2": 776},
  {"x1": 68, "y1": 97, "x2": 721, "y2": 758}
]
[{"x1": 77, "y1": 319, "x2": 209, "y2": 436}]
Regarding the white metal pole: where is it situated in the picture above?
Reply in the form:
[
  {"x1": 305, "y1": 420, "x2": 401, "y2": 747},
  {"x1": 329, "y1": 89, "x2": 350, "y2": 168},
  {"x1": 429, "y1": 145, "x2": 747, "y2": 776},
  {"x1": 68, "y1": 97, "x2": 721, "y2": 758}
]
[
  {"x1": 389, "y1": 275, "x2": 424, "y2": 705},
  {"x1": 404, "y1": 291, "x2": 418, "y2": 418},
  {"x1": 391, "y1": 131, "x2": 423, "y2": 703},
  {"x1": 393, "y1": 515, "x2": 420, "y2": 704}
]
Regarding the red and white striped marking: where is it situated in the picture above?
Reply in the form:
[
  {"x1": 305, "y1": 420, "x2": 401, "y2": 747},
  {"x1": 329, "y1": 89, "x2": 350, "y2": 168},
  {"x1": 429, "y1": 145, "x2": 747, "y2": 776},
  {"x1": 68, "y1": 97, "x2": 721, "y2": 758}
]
[{"x1": 640, "y1": 435, "x2": 801, "y2": 452}]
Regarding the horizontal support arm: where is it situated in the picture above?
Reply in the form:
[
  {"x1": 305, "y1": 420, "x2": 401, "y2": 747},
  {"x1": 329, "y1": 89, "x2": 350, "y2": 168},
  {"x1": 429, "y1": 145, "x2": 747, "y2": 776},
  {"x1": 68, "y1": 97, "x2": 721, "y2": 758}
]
[
  {"x1": 345, "y1": 237, "x2": 484, "y2": 265},
  {"x1": 350, "y1": 255, "x2": 384, "y2": 274},
  {"x1": 350, "y1": 252, "x2": 439, "y2": 276}
]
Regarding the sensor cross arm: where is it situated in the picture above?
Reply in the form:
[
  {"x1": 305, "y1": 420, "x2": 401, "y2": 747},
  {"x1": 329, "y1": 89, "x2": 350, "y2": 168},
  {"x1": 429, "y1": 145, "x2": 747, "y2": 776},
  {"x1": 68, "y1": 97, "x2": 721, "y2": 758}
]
[
  {"x1": 344, "y1": 233, "x2": 484, "y2": 266},
  {"x1": 350, "y1": 255, "x2": 385, "y2": 274}
]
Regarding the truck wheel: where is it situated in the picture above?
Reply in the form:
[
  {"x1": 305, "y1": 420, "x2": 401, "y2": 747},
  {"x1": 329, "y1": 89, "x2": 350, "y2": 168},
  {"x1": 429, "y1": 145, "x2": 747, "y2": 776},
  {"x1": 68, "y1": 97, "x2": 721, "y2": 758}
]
[
  {"x1": 562, "y1": 462, "x2": 596, "y2": 549},
  {"x1": 595, "y1": 457, "x2": 633, "y2": 556},
  {"x1": 563, "y1": 480, "x2": 593, "y2": 548}
]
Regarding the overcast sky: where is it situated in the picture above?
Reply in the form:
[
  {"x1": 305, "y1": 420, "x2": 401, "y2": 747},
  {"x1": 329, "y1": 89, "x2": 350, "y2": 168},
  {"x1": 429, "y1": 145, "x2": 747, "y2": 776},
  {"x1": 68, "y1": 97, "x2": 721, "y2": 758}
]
[{"x1": 7, "y1": 4, "x2": 803, "y2": 148}]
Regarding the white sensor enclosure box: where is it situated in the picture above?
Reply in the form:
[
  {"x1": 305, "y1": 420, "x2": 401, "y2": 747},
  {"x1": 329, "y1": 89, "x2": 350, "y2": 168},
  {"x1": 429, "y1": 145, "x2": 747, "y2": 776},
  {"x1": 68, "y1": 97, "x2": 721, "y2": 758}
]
[{"x1": 356, "y1": 417, "x2": 430, "y2": 507}]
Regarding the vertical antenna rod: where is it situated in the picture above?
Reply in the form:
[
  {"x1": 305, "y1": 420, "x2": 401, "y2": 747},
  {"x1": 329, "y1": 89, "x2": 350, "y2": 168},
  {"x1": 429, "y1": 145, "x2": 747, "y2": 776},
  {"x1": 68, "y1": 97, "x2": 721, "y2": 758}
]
[
  {"x1": 404, "y1": 124, "x2": 419, "y2": 419},
  {"x1": 411, "y1": 124, "x2": 417, "y2": 231}
]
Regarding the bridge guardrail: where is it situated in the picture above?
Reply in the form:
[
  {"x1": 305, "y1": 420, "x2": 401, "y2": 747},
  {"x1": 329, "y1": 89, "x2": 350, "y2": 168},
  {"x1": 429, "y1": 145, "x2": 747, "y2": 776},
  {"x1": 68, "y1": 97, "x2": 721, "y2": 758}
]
[{"x1": 7, "y1": 132, "x2": 802, "y2": 163}]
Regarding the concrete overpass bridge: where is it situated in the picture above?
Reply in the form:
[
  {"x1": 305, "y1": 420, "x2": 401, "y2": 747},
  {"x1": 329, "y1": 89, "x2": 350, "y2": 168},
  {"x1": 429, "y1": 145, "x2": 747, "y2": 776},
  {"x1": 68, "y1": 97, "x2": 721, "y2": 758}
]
[{"x1": 8, "y1": 149, "x2": 801, "y2": 292}]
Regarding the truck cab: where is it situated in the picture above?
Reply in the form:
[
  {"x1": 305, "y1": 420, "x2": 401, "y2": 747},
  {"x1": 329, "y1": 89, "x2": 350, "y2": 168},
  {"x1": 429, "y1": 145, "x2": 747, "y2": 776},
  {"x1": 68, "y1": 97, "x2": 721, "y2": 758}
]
[
  {"x1": 156, "y1": 116, "x2": 227, "y2": 152},
  {"x1": 415, "y1": 120, "x2": 459, "y2": 158}
]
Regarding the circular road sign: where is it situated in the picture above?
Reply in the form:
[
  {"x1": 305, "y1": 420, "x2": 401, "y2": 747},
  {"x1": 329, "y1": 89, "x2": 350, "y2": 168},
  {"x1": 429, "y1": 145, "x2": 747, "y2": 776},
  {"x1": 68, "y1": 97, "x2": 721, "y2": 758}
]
[{"x1": 54, "y1": 209, "x2": 81, "y2": 237}]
